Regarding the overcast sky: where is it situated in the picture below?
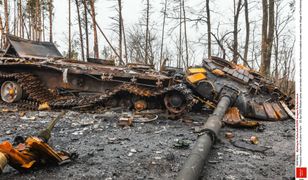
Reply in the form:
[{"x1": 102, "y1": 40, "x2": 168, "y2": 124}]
[{"x1": 51, "y1": 0, "x2": 294, "y2": 66}]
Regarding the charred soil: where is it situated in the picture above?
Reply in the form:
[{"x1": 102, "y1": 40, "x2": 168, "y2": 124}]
[{"x1": 0, "y1": 108, "x2": 294, "y2": 180}]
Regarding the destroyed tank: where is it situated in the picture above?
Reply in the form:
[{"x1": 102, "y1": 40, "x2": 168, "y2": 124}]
[
  {"x1": 0, "y1": 35, "x2": 293, "y2": 121},
  {"x1": 0, "y1": 35, "x2": 194, "y2": 117},
  {"x1": 184, "y1": 56, "x2": 294, "y2": 121}
]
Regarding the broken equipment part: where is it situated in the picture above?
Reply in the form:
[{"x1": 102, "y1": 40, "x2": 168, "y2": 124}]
[
  {"x1": 0, "y1": 137, "x2": 70, "y2": 173},
  {"x1": 0, "y1": 152, "x2": 8, "y2": 174}
]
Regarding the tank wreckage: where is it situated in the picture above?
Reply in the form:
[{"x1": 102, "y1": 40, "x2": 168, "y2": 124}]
[
  {"x1": 0, "y1": 35, "x2": 293, "y2": 119},
  {"x1": 0, "y1": 35, "x2": 294, "y2": 177}
]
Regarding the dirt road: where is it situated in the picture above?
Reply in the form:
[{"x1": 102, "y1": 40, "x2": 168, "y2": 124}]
[{"x1": 0, "y1": 109, "x2": 294, "y2": 180}]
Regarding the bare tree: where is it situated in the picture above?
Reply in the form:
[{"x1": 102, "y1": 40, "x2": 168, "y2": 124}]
[
  {"x1": 178, "y1": 0, "x2": 183, "y2": 68},
  {"x1": 35, "y1": 0, "x2": 41, "y2": 41},
  {"x1": 118, "y1": 0, "x2": 123, "y2": 64},
  {"x1": 260, "y1": 0, "x2": 275, "y2": 76},
  {"x1": 206, "y1": 0, "x2": 211, "y2": 58},
  {"x1": 145, "y1": 0, "x2": 150, "y2": 64},
  {"x1": 211, "y1": 24, "x2": 233, "y2": 60},
  {"x1": 182, "y1": 0, "x2": 189, "y2": 67},
  {"x1": 232, "y1": 0, "x2": 242, "y2": 64},
  {"x1": 122, "y1": 19, "x2": 128, "y2": 64},
  {"x1": 49, "y1": 0, "x2": 53, "y2": 42},
  {"x1": 243, "y1": 0, "x2": 249, "y2": 63},
  {"x1": 83, "y1": 0, "x2": 89, "y2": 60},
  {"x1": 0, "y1": 15, "x2": 3, "y2": 47},
  {"x1": 160, "y1": 0, "x2": 168, "y2": 70},
  {"x1": 90, "y1": 0, "x2": 99, "y2": 59},
  {"x1": 18, "y1": 0, "x2": 24, "y2": 38},
  {"x1": 68, "y1": 0, "x2": 71, "y2": 58},
  {"x1": 273, "y1": 1, "x2": 293, "y2": 79},
  {"x1": 75, "y1": 0, "x2": 85, "y2": 61},
  {"x1": 4, "y1": 0, "x2": 9, "y2": 45},
  {"x1": 14, "y1": 0, "x2": 17, "y2": 36}
]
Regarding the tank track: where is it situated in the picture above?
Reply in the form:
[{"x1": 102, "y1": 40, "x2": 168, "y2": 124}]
[{"x1": 0, "y1": 72, "x2": 196, "y2": 116}]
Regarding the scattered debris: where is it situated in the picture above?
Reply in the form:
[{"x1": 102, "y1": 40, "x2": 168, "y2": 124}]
[
  {"x1": 128, "y1": 149, "x2": 137, "y2": 157},
  {"x1": 20, "y1": 116, "x2": 36, "y2": 121},
  {"x1": 225, "y1": 132, "x2": 235, "y2": 140},
  {"x1": 250, "y1": 136, "x2": 259, "y2": 145},
  {"x1": 18, "y1": 111, "x2": 26, "y2": 117},
  {"x1": 230, "y1": 140, "x2": 270, "y2": 153},
  {"x1": 223, "y1": 107, "x2": 261, "y2": 128},
  {"x1": 118, "y1": 114, "x2": 133, "y2": 127},
  {"x1": 38, "y1": 102, "x2": 51, "y2": 111},
  {"x1": 173, "y1": 139, "x2": 190, "y2": 149},
  {"x1": 133, "y1": 114, "x2": 158, "y2": 123},
  {"x1": 0, "y1": 112, "x2": 70, "y2": 174},
  {"x1": 1, "y1": 108, "x2": 18, "y2": 113}
]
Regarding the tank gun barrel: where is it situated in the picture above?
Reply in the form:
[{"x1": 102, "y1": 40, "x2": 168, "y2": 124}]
[{"x1": 177, "y1": 89, "x2": 237, "y2": 180}]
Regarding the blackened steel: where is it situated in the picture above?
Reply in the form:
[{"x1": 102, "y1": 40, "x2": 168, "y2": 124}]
[{"x1": 177, "y1": 96, "x2": 231, "y2": 180}]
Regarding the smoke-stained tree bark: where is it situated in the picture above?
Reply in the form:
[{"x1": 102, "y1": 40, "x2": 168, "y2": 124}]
[
  {"x1": 206, "y1": 0, "x2": 211, "y2": 58},
  {"x1": 260, "y1": 0, "x2": 275, "y2": 76},
  {"x1": 83, "y1": 0, "x2": 89, "y2": 60},
  {"x1": 178, "y1": 0, "x2": 182, "y2": 68},
  {"x1": 118, "y1": 0, "x2": 123, "y2": 64},
  {"x1": 243, "y1": 0, "x2": 249, "y2": 63},
  {"x1": 90, "y1": 0, "x2": 99, "y2": 59},
  {"x1": 182, "y1": 0, "x2": 189, "y2": 68},
  {"x1": 0, "y1": 15, "x2": 3, "y2": 47},
  {"x1": 68, "y1": 0, "x2": 71, "y2": 58},
  {"x1": 49, "y1": 0, "x2": 53, "y2": 42},
  {"x1": 4, "y1": 0, "x2": 9, "y2": 46},
  {"x1": 265, "y1": 0, "x2": 275, "y2": 74},
  {"x1": 35, "y1": 0, "x2": 41, "y2": 41},
  {"x1": 159, "y1": 0, "x2": 168, "y2": 70},
  {"x1": 75, "y1": 0, "x2": 85, "y2": 61},
  {"x1": 122, "y1": 18, "x2": 128, "y2": 64},
  {"x1": 232, "y1": 0, "x2": 242, "y2": 64},
  {"x1": 18, "y1": 0, "x2": 24, "y2": 38},
  {"x1": 145, "y1": 0, "x2": 150, "y2": 64}
]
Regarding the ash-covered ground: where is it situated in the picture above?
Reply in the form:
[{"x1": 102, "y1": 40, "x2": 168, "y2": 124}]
[{"x1": 0, "y1": 107, "x2": 295, "y2": 180}]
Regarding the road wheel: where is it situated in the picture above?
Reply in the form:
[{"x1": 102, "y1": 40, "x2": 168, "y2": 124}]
[{"x1": 1, "y1": 81, "x2": 23, "y2": 103}]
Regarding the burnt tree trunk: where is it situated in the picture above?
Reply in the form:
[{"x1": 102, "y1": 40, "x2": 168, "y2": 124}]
[
  {"x1": 122, "y1": 19, "x2": 128, "y2": 64},
  {"x1": 145, "y1": 0, "x2": 150, "y2": 64},
  {"x1": 42, "y1": 2, "x2": 45, "y2": 41},
  {"x1": 182, "y1": 0, "x2": 189, "y2": 68},
  {"x1": 90, "y1": 0, "x2": 99, "y2": 59},
  {"x1": 243, "y1": 0, "x2": 250, "y2": 63},
  {"x1": 68, "y1": 0, "x2": 72, "y2": 58},
  {"x1": 0, "y1": 15, "x2": 3, "y2": 47},
  {"x1": 232, "y1": 0, "x2": 242, "y2": 64},
  {"x1": 118, "y1": 0, "x2": 124, "y2": 64},
  {"x1": 260, "y1": 0, "x2": 275, "y2": 77},
  {"x1": 265, "y1": 0, "x2": 275, "y2": 75},
  {"x1": 76, "y1": 0, "x2": 85, "y2": 61},
  {"x1": 4, "y1": 0, "x2": 9, "y2": 46},
  {"x1": 178, "y1": 0, "x2": 182, "y2": 68},
  {"x1": 160, "y1": 0, "x2": 168, "y2": 70},
  {"x1": 83, "y1": 0, "x2": 89, "y2": 60},
  {"x1": 49, "y1": 0, "x2": 53, "y2": 42},
  {"x1": 206, "y1": 0, "x2": 211, "y2": 58}
]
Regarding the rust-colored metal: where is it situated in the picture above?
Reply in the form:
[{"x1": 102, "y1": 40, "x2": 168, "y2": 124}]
[
  {"x1": 263, "y1": 103, "x2": 279, "y2": 120},
  {"x1": 134, "y1": 100, "x2": 147, "y2": 111},
  {"x1": 223, "y1": 107, "x2": 242, "y2": 125},
  {"x1": 212, "y1": 69, "x2": 225, "y2": 76},
  {"x1": 0, "y1": 137, "x2": 70, "y2": 172}
]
